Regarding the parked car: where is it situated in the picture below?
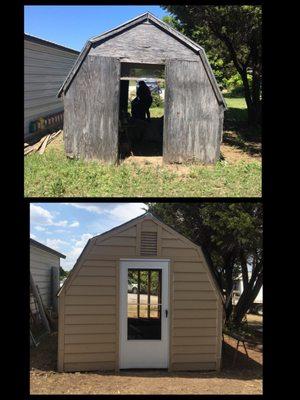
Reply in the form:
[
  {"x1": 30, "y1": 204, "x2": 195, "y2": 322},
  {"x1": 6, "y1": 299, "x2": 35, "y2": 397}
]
[
  {"x1": 137, "y1": 78, "x2": 162, "y2": 95},
  {"x1": 128, "y1": 283, "x2": 138, "y2": 294}
]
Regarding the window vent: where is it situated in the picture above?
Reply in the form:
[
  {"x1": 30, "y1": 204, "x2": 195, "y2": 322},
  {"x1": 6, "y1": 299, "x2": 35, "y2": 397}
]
[{"x1": 140, "y1": 231, "x2": 158, "y2": 256}]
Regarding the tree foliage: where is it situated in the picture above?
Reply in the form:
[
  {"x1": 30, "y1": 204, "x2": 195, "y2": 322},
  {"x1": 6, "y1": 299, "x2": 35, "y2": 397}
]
[
  {"x1": 60, "y1": 266, "x2": 69, "y2": 278},
  {"x1": 146, "y1": 203, "x2": 263, "y2": 325},
  {"x1": 162, "y1": 6, "x2": 262, "y2": 125}
]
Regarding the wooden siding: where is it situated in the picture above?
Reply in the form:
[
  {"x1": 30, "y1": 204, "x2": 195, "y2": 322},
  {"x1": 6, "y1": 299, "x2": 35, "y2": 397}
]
[
  {"x1": 24, "y1": 39, "x2": 79, "y2": 137},
  {"x1": 89, "y1": 21, "x2": 199, "y2": 63},
  {"x1": 58, "y1": 216, "x2": 222, "y2": 372},
  {"x1": 30, "y1": 245, "x2": 60, "y2": 309},
  {"x1": 63, "y1": 55, "x2": 120, "y2": 163},
  {"x1": 164, "y1": 59, "x2": 221, "y2": 164}
]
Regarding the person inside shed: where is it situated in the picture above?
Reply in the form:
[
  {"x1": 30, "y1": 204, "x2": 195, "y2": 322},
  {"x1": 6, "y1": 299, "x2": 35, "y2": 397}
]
[{"x1": 137, "y1": 80, "x2": 153, "y2": 121}]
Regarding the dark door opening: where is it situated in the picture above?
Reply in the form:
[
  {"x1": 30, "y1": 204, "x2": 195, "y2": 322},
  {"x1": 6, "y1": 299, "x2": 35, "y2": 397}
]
[{"x1": 118, "y1": 62, "x2": 165, "y2": 161}]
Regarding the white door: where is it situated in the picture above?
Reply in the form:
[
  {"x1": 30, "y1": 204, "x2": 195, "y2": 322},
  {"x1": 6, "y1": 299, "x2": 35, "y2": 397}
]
[{"x1": 119, "y1": 259, "x2": 169, "y2": 369}]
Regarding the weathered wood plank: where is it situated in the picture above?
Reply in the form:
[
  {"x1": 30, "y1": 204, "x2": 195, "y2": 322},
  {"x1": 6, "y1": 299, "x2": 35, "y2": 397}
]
[
  {"x1": 63, "y1": 55, "x2": 120, "y2": 163},
  {"x1": 90, "y1": 22, "x2": 199, "y2": 63},
  {"x1": 164, "y1": 59, "x2": 221, "y2": 164}
]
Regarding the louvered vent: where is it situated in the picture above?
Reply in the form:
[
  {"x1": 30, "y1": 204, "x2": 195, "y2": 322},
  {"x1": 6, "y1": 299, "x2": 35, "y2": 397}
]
[{"x1": 140, "y1": 231, "x2": 158, "y2": 256}]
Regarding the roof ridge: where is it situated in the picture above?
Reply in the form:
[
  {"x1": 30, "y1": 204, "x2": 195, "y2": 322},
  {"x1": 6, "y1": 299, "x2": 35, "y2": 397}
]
[{"x1": 57, "y1": 12, "x2": 226, "y2": 108}]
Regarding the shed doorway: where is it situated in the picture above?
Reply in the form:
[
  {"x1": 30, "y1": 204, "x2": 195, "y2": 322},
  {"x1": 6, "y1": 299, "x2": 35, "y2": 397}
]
[
  {"x1": 118, "y1": 63, "x2": 165, "y2": 161},
  {"x1": 119, "y1": 260, "x2": 169, "y2": 369}
]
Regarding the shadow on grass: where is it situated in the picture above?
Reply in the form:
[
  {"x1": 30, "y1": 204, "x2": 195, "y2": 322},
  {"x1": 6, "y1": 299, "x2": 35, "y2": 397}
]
[{"x1": 223, "y1": 106, "x2": 262, "y2": 157}]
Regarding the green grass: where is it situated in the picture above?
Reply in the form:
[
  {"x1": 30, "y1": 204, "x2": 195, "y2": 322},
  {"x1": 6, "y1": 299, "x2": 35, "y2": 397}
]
[
  {"x1": 25, "y1": 148, "x2": 261, "y2": 197},
  {"x1": 150, "y1": 107, "x2": 164, "y2": 117},
  {"x1": 225, "y1": 97, "x2": 247, "y2": 109},
  {"x1": 24, "y1": 102, "x2": 261, "y2": 198},
  {"x1": 127, "y1": 105, "x2": 164, "y2": 118},
  {"x1": 224, "y1": 96, "x2": 248, "y2": 124}
]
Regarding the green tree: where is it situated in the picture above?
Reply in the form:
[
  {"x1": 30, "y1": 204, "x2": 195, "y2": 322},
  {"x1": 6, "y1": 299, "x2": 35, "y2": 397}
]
[
  {"x1": 146, "y1": 203, "x2": 263, "y2": 325},
  {"x1": 60, "y1": 266, "x2": 69, "y2": 279},
  {"x1": 162, "y1": 6, "x2": 262, "y2": 125}
]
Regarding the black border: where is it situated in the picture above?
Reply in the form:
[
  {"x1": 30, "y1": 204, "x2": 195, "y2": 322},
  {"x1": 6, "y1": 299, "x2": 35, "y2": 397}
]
[{"x1": 12, "y1": 0, "x2": 276, "y2": 398}]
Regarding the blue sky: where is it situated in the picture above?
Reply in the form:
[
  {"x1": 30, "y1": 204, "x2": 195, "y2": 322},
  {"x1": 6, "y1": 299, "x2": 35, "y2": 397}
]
[
  {"x1": 30, "y1": 203, "x2": 147, "y2": 270},
  {"x1": 24, "y1": 6, "x2": 169, "y2": 51}
]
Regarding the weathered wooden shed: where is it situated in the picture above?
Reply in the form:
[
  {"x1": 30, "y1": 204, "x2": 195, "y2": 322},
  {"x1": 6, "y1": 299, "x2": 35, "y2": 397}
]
[
  {"x1": 58, "y1": 12, "x2": 227, "y2": 164},
  {"x1": 57, "y1": 213, "x2": 224, "y2": 373}
]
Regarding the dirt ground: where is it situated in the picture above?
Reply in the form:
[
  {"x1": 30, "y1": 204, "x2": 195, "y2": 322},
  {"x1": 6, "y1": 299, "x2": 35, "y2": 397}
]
[
  {"x1": 30, "y1": 328, "x2": 262, "y2": 395},
  {"x1": 122, "y1": 139, "x2": 260, "y2": 171},
  {"x1": 45, "y1": 130, "x2": 261, "y2": 175}
]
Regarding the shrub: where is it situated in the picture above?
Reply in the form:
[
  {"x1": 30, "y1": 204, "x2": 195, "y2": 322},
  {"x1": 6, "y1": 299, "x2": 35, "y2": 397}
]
[{"x1": 151, "y1": 92, "x2": 164, "y2": 107}]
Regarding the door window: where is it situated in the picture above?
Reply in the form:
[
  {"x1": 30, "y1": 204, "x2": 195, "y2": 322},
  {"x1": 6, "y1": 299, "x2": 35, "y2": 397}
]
[{"x1": 127, "y1": 269, "x2": 162, "y2": 340}]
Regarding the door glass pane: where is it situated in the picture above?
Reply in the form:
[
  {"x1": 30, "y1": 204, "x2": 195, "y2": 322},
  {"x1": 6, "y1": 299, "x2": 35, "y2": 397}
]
[{"x1": 127, "y1": 268, "x2": 162, "y2": 340}]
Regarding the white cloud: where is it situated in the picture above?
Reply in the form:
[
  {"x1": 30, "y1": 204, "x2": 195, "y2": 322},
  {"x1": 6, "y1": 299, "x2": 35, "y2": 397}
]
[
  {"x1": 61, "y1": 233, "x2": 93, "y2": 271},
  {"x1": 45, "y1": 238, "x2": 68, "y2": 250},
  {"x1": 30, "y1": 233, "x2": 37, "y2": 239},
  {"x1": 65, "y1": 202, "x2": 147, "y2": 222},
  {"x1": 30, "y1": 204, "x2": 80, "y2": 229},
  {"x1": 69, "y1": 221, "x2": 80, "y2": 228},
  {"x1": 74, "y1": 233, "x2": 93, "y2": 248},
  {"x1": 64, "y1": 203, "x2": 106, "y2": 214},
  {"x1": 34, "y1": 226, "x2": 46, "y2": 231},
  {"x1": 109, "y1": 203, "x2": 147, "y2": 222},
  {"x1": 30, "y1": 204, "x2": 55, "y2": 225}
]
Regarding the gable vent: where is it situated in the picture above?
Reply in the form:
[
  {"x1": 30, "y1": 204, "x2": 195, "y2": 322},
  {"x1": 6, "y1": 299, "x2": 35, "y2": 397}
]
[{"x1": 140, "y1": 231, "x2": 158, "y2": 256}]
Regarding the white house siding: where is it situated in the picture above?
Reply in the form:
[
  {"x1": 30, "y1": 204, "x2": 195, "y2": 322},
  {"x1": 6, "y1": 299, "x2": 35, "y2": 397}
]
[
  {"x1": 30, "y1": 244, "x2": 61, "y2": 310},
  {"x1": 24, "y1": 35, "x2": 79, "y2": 139}
]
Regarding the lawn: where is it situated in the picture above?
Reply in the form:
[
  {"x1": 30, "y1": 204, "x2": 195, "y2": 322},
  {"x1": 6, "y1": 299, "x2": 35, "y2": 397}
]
[{"x1": 24, "y1": 99, "x2": 261, "y2": 197}]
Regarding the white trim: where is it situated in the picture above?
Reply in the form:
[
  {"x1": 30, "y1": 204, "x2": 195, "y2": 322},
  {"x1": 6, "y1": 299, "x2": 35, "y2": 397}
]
[{"x1": 119, "y1": 259, "x2": 170, "y2": 369}]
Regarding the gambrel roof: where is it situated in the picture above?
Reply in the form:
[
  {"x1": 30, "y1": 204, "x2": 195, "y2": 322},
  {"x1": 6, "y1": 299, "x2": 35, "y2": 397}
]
[
  {"x1": 58, "y1": 212, "x2": 224, "y2": 303},
  {"x1": 57, "y1": 12, "x2": 226, "y2": 109}
]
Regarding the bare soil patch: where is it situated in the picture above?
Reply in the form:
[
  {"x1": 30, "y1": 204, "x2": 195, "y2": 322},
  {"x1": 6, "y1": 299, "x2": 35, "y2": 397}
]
[
  {"x1": 30, "y1": 331, "x2": 262, "y2": 394},
  {"x1": 45, "y1": 130, "x2": 260, "y2": 173}
]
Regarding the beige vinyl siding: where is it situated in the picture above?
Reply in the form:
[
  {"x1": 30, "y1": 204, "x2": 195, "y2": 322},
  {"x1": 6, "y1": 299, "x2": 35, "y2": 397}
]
[
  {"x1": 30, "y1": 245, "x2": 60, "y2": 309},
  {"x1": 24, "y1": 38, "x2": 79, "y2": 137},
  {"x1": 160, "y1": 227, "x2": 219, "y2": 372},
  {"x1": 58, "y1": 216, "x2": 223, "y2": 372},
  {"x1": 62, "y1": 253, "x2": 118, "y2": 371}
]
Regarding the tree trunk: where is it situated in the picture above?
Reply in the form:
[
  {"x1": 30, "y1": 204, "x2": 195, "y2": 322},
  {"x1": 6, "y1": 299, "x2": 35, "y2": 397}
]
[
  {"x1": 240, "y1": 251, "x2": 249, "y2": 290},
  {"x1": 233, "y1": 272, "x2": 263, "y2": 325},
  {"x1": 240, "y1": 65, "x2": 261, "y2": 126},
  {"x1": 223, "y1": 254, "x2": 235, "y2": 320}
]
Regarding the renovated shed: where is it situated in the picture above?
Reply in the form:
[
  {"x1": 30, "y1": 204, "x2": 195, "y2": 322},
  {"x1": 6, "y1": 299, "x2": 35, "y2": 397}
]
[
  {"x1": 30, "y1": 238, "x2": 66, "y2": 313},
  {"x1": 58, "y1": 12, "x2": 227, "y2": 164},
  {"x1": 24, "y1": 34, "x2": 79, "y2": 140},
  {"x1": 57, "y1": 213, "x2": 224, "y2": 373}
]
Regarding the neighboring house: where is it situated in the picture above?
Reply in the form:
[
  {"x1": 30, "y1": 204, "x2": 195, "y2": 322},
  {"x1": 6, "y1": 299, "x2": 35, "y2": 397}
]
[
  {"x1": 24, "y1": 34, "x2": 79, "y2": 140},
  {"x1": 30, "y1": 238, "x2": 66, "y2": 313},
  {"x1": 232, "y1": 273, "x2": 263, "y2": 315}
]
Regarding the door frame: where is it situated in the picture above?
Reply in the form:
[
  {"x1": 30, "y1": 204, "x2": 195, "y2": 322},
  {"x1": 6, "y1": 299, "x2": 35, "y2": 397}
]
[
  {"x1": 119, "y1": 258, "x2": 170, "y2": 369},
  {"x1": 118, "y1": 61, "x2": 166, "y2": 160}
]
